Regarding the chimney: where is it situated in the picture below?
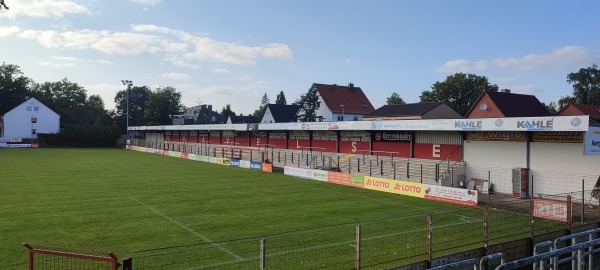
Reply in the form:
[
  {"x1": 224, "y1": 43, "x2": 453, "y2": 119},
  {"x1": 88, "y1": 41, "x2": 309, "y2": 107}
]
[
  {"x1": 348, "y1": 82, "x2": 354, "y2": 88},
  {"x1": 501, "y1": 89, "x2": 511, "y2": 93}
]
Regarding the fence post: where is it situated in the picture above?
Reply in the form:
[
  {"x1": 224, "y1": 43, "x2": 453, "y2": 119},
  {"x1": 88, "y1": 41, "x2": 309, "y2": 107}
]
[
  {"x1": 483, "y1": 206, "x2": 488, "y2": 250},
  {"x1": 291, "y1": 152, "x2": 294, "y2": 163},
  {"x1": 284, "y1": 152, "x2": 287, "y2": 166},
  {"x1": 420, "y1": 164, "x2": 423, "y2": 183},
  {"x1": 393, "y1": 162, "x2": 396, "y2": 179},
  {"x1": 306, "y1": 153, "x2": 309, "y2": 166},
  {"x1": 380, "y1": 160, "x2": 383, "y2": 175},
  {"x1": 529, "y1": 199, "x2": 534, "y2": 239},
  {"x1": 488, "y1": 170, "x2": 491, "y2": 205},
  {"x1": 567, "y1": 195, "x2": 573, "y2": 232},
  {"x1": 369, "y1": 160, "x2": 372, "y2": 176},
  {"x1": 355, "y1": 224, "x2": 361, "y2": 270},
  {"x1": 582, "y1": 179, "x2": 585, "y2": 223},
  {"x1": 298, "y1": 153, "x2": 301, "y2": 167},
  {"x1": 426, "y1": 213, "x2": 432, "y2": 268},
  {"x1": 358, "y1": 158, "x2": 361, "y2": 172},
  {"x1": 348, "y1": 158, "x2": 351, "y2": 174},
  {"x1": 406, "y1": 162, "x2": 410, "y2": 179},
  {"x1": 25, "y1": 243, "x2": 33, "y2": 270},
  {"x1": 260, "y1": 238, "x2": 266, "y2": 270},
  {"x1": 122, "y1": 258, "x2": 133, "y2": 270}
]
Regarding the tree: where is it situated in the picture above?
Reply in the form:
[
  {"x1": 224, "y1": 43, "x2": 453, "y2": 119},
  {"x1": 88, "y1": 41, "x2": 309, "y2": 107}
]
[
  {"x1": 294, "y1": 85, "x2": 321, "y2": 122},
  {"x1": 543, "y1": 101, "x2": 558, "y2": 115},
  {"x1": 558, "y1": 96, "x2": 577, "y2": 110},
  {"x1": 275, "y1": 91, "x2": 287, "y2": 105},
  {"x1": 144, "y1": 86, "x2": 185, "y2": 125},
  {"x1": 0, "y1": 63, "x2": 32, "y2": 115},
  {"x1": 221, "y1": 104, "x2": 235, "y2": 120},
  {"x1": 85, "y1": 94, "x2": 111, "y2": 126},
  {"x1": 386, "y1": 92, "x2": 406, "y2": 105},
  {"x1": 566, "y1": 64, "x2": 600, "y2": 105},
  {"x1": 30, "y1": 78, "x2": 88, "y2": 127},
  {"x1": 420, "y1": 73, "x2": 498, "y2": 116},
  {"x1": 253, "y1": 93, "x2": 270, "y2": 117},
  {"x1": 115, "y1": 85, "x2": 151, "y2": 129}
]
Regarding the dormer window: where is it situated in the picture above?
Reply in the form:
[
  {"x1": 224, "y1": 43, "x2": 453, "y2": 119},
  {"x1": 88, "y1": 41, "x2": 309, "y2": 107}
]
[{"x1": 361, "y1": 103, "x2": 368, "y2": 108}]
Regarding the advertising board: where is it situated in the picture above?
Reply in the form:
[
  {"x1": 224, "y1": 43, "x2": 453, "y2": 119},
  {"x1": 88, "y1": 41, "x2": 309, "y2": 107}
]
[
  {"x1": 533, "y1": 198, "x2": 569, "y2": 222},
  {"x1": 423, "y1": 185, "x2": 478, "y2": 206}
]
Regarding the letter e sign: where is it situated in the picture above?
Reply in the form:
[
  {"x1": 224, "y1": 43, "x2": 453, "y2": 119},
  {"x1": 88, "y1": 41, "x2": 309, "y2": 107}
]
[{"x1": 432, "y1": 144, "x2": 441, "y2": 158}]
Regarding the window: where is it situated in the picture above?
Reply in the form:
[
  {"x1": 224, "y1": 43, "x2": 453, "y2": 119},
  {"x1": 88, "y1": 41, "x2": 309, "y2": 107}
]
[
  {"x1": 337, "y1": 116, "x2": 343, "y2": 121},
  {"x1": 353, "y1": 116, "x2": 359, "y2": 121},
  {"x1": 34, "y1": 106, "x2": 39, "y2": 111},
  {"x1": 361, "y1": 103, "x2": 368, "y2": 108},
  {"x1": 26, "y1": 106, "x2": 32, "y2": 111},
  {"x1": 32, "y1": 129, "x2": 37, "y2": 135}
]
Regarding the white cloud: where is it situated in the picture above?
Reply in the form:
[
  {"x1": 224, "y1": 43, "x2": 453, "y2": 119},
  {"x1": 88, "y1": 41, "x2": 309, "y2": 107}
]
[
  {"x1": 0, "y1": 0, "x2": 89, "y2": 19},
  {"x1": 438, "y1": 46, "x2": 594, "y2": 74},
  {"x1": 213, "y1": 68, "x2": 230, "y2": 74},
  {"x1": 39, "y1": 56, "x2": 112, "y2": 67},
  {"x1": 161, "y1": 72, "x2": 192, "y2": 80},
  {"x1": 129, "y1": 0, "x2": 161, "y2": 6},
  {"x1": 12, "y1": 24, "x2": 292, "y2": 66},
  {"x1": 0, "y1": 26, "x2": 20, "y2": 37},
  {"x1": 84, "y1": 83, "x2": 121, "y2": 110}
]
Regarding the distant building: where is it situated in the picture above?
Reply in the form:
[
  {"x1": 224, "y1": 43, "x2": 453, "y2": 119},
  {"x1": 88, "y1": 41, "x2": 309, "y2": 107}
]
[
  {"x1": 172, "y1": 104, "x2": 225, "y2": 125},
  {"x1": 364, "y1": 102, "x2": 463, "y2": 120},
  {"x1": 2, "y1": 97, "x2": 60, "y2": 139},
  {"x1": 465, "y1": 90, "x2": 550, "y2": 118},
  {"x1": 260, "y1": 104, "x2": 300, "y2": 123},
  {"x1": 308, "y1": 83, "x2": 375, "y2": 121},
  {"x1": 557, "y1": 103, "x2": 600, "y2": 125},
  {"x1": 227, "y1": 115, "x2": 260, "y2": 124}
]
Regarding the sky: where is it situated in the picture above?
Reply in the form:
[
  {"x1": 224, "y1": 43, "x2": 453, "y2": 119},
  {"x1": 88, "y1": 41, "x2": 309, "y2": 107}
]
[{"x1": 1, "y1": 0, "x2": 599, "y2": 115}]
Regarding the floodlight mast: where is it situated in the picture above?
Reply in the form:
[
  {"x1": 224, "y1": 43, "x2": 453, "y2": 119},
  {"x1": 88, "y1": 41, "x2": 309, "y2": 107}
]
[{"x1": 121, "y1": 80, "x2": 133, "y2": 138}]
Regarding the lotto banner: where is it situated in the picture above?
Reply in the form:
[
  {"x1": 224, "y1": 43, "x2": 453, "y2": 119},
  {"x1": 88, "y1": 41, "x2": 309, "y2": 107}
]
[
  {"x1": 363, "y1": 176, "x2": 425, "y2": 198},
  {"x1": 423, "y1": 185, "x2": 478, "y2": 206}
]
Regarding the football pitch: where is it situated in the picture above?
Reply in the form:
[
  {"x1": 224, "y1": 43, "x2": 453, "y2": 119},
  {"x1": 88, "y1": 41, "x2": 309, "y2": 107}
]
[{"x1": 1, "y1": 148, "x2": 534, "y2": 269}]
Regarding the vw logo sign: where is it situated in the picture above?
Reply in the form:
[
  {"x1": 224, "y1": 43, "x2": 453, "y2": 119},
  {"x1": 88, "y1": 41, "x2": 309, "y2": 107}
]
[
  {"x1": 571, "y1": 117, "x2": 581, "y2": 127},
  {"x1": 495, "y1": 119, "x2": 503, "y2": 127}
]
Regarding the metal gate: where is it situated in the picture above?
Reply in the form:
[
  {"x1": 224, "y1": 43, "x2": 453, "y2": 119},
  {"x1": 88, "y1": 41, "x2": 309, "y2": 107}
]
[{"x1": 24, "y1": 243, "x2": 119, "y2": 270}]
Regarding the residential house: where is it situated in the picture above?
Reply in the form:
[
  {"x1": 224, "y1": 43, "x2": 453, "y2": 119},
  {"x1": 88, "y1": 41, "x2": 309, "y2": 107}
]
[
  {"x1": 2, "y1": 97, "x2": 60, "y2": 139},
  {"x1": 308, "y1": 83, "x2": 375, "y2": 121},
  {"x1": 227, "y1": 115, "x2": 260, "y2": 124},
  {"x1": 172, "y1": 104, "x2": 225, "y2": 125},
  {"x1": 556, "y1": 103, "x2": 600, "y2": 124},
  {"x1": 260, "y1": 104, "x2": 300, "y2": 123},
  {"x1": 465, "y1": 90, "x2": 550, "y2": 118},
  {"x1": 364, "y1": 102, "x2": 462, "y2": 121}
]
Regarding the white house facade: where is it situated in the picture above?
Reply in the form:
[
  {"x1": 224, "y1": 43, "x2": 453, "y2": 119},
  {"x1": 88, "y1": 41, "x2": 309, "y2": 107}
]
[{"x1": 2, "y1": 98, "x2": 60, "y2": 139}]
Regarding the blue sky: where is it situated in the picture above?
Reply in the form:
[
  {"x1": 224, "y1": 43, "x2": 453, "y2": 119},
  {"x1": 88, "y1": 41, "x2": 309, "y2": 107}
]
[{"x1": 1, "y1": 0, "x2": 598, "y2": 115}]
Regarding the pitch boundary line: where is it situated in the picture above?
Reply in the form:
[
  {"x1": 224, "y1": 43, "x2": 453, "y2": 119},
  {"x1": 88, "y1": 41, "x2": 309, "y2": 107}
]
[{"x1": 129, "y1": 196, "x2": 243, "y2": 261}]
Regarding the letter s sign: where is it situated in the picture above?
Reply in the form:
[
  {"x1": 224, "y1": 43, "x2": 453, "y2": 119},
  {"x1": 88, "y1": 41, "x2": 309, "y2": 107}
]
[{"x1": 351, "y1": 141, "x2": 357, "y2": 152}]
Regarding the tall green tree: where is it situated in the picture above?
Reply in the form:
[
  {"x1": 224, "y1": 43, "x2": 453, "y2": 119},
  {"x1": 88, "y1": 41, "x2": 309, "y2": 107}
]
[
  {"x1": 221, "y1": 104, "x2": 236, "y2": 120},
  {"x1": 558, "y1": 96, "x2": 577, "y2": 110},
  {"x1": 386, "y1": 92, "x2": 406, "y2": 105},
  {"x1": 85, "y1": 94, "x2": 112, "y2": 126},
  {"x1": 294, "y1": 85, "x2": 321, "y2": 122},
  {"x1": 31, "y1": 78, "x2": 88, "y2": 127},
  {"x1": 253, "y1": 93, "x2": 270, "y2": 117},
  {"x1": 420, "y1": 73, "x2": 499, "y2": 116},
  {"x1": 115, "y1": 85, "x2": 151, "y2": 129},
  {"x1": 566, "y1": 64, "x2": 600, "y2": 105},
  {"x1": 0, "y1": 63, "x2": 32, "y2": 115},
  {"x1": 275, "y1": 90, "x2": 287, "y2": 105},
  {"x1": 144, "y1": 86, "x2": 185, "y2": 125}
]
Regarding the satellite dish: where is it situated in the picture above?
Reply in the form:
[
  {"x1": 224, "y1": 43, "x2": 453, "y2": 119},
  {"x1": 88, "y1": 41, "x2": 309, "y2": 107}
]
[{"x1": 479, "y1": 103, "x2": 488, "y2": 111}]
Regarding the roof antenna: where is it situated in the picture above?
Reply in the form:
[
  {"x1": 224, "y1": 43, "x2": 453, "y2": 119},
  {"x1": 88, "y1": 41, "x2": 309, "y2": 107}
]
[{"x1": 0, "y1": 0, "x2": 9, "y2": 10}]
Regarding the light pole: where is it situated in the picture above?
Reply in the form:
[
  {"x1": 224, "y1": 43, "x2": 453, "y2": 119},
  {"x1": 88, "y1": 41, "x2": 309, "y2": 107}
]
[
  {"x1": 340, "y1": 104, "x2": 345, "y2": 121},
  {"x1": 121, "y1": 80, "x2": 133, "y2": 138}
]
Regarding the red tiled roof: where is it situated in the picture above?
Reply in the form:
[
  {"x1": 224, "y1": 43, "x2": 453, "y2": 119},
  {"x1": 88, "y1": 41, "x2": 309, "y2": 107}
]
[
  {"x1": 312, "y1": 83, "x2": 375, "y2": 115},
  {"x1": 467, "y1": 91, "x2": 550, "y2": 117},
  {"x1": 564, "y1": 103, "x2": 600, "y2": 117}
]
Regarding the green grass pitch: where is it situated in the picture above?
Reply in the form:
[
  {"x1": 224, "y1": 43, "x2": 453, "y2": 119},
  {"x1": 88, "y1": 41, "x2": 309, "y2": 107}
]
[{"x1": 0, "y1": 148, "x2": 536, "y2": 269}]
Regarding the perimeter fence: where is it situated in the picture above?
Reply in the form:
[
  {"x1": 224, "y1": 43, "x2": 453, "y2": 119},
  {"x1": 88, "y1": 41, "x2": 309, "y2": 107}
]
[{"x1": 123, "y1": 196, "x2": 600, "y2": 270}]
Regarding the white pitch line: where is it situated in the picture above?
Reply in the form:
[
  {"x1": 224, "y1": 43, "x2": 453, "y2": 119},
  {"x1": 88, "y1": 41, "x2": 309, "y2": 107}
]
[{"x1": 129, "y1": 196, "x2": 243, "y2": 261}]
